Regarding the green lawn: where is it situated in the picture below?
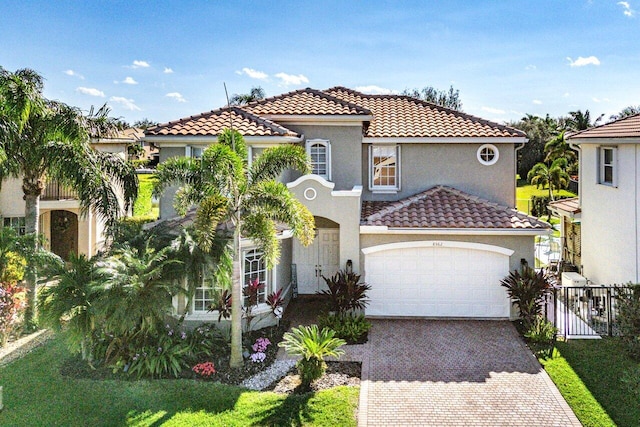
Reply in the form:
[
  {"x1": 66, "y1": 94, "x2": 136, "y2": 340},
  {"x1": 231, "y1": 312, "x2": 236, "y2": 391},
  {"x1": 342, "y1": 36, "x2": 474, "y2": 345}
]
[
  {"x1": 539, "y1": 338, "x2": 640, "y2": 427},
  {"x1": 516, "y1": 179, "x2": 576, "y2": 215},
  {"x1": 0, "y1": 336, "x2": 359, "y2": 426},
  {"x1": 133, "y1": 173, "x2": 159, "y2": 219}
]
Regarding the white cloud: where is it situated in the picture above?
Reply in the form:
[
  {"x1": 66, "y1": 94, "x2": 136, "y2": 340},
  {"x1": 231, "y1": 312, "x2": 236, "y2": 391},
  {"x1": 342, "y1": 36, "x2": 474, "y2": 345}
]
[
  {"x1": 566, "y1": 56, "x2": 601, "y2": 67},
  {"x1": 166, "y1": 92, "x2": 187, "y2": 103},
  {"x1": 64, "y1": 69, "x2": 84, "y2": 79},
  {"x1": 533, "y1": 100, "x2": 543, "y2": 105},
  {"x1": 236, "y1": 67, "x2": 269, "y2": 80},
  {"x1": 355, "y1": 85, "x2": 395, "y2": 95},
  {"x1": 618, "y1": 1, "x2": 635, "y2": 17},
  {"x1": 122, "y1": 77, "x2": 138, "y2": 85},
  {"x1": 274, "y1": 72, "x2": 309, "y2": 86},
  {"x1": 525, "y1": 65, "x2": 537, "y2": 71},
  {"x1": 481, "y1": 106, "x2": 506, "y2": 115},
  {"x1": 132, "y1": 60, "x2": 150, "y2": 68},
  {"x1": 76, "y1": 87, "x2": 105, "y2": 97},
  {"x1": 563, "y1": 92, "x2": 570, "y2": 98},
  {"x1": 110, "y1": 96, "x2": 141, "y2": 111},
  {"x1": 592, "y1": 97, "x2": 611, "y2": 103},
  {"x1": 164, "y1": 67, "x2": 174, "y2": 74}
]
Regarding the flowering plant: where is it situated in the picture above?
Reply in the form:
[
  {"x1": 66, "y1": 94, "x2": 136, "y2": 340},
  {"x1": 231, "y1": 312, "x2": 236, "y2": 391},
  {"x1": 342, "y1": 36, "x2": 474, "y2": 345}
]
[
  {"x1": 192, "y1": 361, "x2": 216, "y2": 378},
  {"x1": 249, "y1": 337, "x2": 271, "y2": 363}
]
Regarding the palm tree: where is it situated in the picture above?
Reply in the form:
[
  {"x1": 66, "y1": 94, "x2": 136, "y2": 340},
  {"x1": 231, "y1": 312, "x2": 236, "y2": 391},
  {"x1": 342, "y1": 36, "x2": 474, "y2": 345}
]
[
  {"x1": 544, "y1": 131, "x2": 576, "y2": 164},
  {"x1": 38, "y1": 253, "x2": 103, "y2": 361},
  {"x1": 153, "y1": 128, "x2": 314, "y2": 367},
  {"x1": 229, "y1": 86, "x2": 266, "y2": 106},
  {"x1": 527, "y1": 158, "x2": 570, "y2": 201},
  {"x1": 609, "y1": 106, "x2": 640, "y2": 121},
  {"x1": 564, "y1": 110, "x2": 604, "y2": 132},
  {"x1": 0, "y1": 68, "x2": 138, "y2": 327}
]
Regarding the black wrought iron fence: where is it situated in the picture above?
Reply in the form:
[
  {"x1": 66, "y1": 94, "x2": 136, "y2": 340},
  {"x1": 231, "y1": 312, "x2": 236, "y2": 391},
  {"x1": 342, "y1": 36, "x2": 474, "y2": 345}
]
[{"x1": 545, "y1": 285, "x2": 631, "y2": 338}]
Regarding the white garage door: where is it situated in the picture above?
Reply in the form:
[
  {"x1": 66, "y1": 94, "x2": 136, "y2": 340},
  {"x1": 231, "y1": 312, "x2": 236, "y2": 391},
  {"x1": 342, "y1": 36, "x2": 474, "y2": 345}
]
[{"x1": 364, "y1": 241, "x2": 512, "y2": 318}]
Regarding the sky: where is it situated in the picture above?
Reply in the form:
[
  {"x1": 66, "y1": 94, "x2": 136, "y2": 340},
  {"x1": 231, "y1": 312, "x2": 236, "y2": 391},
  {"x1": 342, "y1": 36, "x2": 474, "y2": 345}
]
[{"x1": 1, "y1": 1, "x2": 638, "y2": 125}]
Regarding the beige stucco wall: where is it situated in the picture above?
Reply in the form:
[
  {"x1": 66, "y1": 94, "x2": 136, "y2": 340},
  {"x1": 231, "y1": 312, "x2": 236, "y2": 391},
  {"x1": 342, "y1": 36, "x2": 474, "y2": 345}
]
[
  {"x1": 579, "y1": 143, "x2": 639, "y2": 284},
  {"x1": 361, "y1": 143, "x2": 516, "y2": 206},
  {"x1": 287, "y1": 176, "x2": 362, "y2": 273}
]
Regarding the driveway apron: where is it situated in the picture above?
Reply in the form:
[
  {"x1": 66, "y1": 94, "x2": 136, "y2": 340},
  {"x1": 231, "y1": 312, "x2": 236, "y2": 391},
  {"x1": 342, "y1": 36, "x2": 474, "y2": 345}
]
[{"x1": 357, "y1": 319, "x2": 581, "y2": 426}]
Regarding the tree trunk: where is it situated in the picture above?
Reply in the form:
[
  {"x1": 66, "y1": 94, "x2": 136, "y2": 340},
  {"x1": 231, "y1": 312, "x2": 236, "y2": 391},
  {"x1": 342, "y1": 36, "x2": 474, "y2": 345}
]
[
  {"x1": 22, "y1": 179, "x2": 43, "y2": 330},
  {"x1": 229, "y1": 225, "x2": 243, "y2": 368}
]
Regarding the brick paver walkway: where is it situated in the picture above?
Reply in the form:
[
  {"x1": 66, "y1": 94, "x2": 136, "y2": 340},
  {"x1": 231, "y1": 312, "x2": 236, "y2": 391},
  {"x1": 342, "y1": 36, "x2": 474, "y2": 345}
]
[{"x1": 358, "y1": 320, "x2": 581, "y2": 426}]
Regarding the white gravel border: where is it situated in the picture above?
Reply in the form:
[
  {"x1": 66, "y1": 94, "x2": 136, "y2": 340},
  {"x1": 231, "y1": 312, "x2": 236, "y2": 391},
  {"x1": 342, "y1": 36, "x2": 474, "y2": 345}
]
[{"x1": 240, "y1": 359, "x2": 297, "y2": 391}]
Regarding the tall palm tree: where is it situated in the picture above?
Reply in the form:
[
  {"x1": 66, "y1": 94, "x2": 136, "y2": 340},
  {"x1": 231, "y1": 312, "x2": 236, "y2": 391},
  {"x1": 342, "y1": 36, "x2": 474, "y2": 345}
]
[
  {"x1": 527, "y1": 158, "x2": 570, "y2": 201},
  {"x1": 564, "y1": 110, "x2": 604, "y2": 132},
  {"x1": 154, "y1": 128, "x2": 314, "y2": 367},
  {"x1": 544, "y1": 131, "x2": 576, "y2": 164},
  {"x1": 609, "y1": 106, "x2": 640, "y2": 121},
  {"x1": 0, "y1": 68, "x2": 138, "y2": 327},
  {"x1": 229, "y1": 86, "x2": 266, "y2": 106}
]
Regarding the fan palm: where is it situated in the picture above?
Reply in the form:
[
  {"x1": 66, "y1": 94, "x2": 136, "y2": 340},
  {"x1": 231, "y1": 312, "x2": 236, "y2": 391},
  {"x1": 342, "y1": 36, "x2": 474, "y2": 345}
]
[
  {"x1": 153, "y1": 128, "x2": 314, "y2": 367},
  {"x1": 0, "y1": 67, "x2": 138, "y2": 327}
]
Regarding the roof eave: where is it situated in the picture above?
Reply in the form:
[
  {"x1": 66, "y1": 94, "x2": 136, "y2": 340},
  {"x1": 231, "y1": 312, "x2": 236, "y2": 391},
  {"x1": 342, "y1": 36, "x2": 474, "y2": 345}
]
[
  {"x1": 569, "y1": 136, "x2": 640, "y2": 144},
  {"x1": 359, "y1": 225, "x2": 551, "y2": 235},
  {"x1": 142, "y1": 134, "x2": 304, "y2": 146},
  {"x1": 362, "y1": 137, "x2": 527, "y2": 143}
]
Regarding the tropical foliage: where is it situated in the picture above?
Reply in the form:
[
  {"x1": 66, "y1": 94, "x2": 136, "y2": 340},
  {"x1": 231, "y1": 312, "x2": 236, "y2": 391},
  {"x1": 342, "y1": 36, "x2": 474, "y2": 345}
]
[
  {"x1": 279, "y1": 324, "x2": 346, "y2": 387},
  {"x1": 318, "y1": 312, "x2": 371, "y2": 344},
  {"x1": 0, "y1": 67, "x2": 138, "y2": 327},
  {"x1": 320, "y1": 270, "x2": 371, "y2": 314},
  {"x1": 616, "y1": 283, "x2": 640, "y2": 360},
  {"x1": 500, "y1": 267, "x2": 552, "y2": 328},
  {"x1": 153, "y1": 128, "x2": 315, "y2": 367},
  {"x1": 401, "y1": 85, "x2": 463, "y2": 111},
  {"x1": 527, "y1": 157, "x2": 570, "y2": 201},
  {"x1": 229, "y1": 86, "x2": 266, "y2": 106}
]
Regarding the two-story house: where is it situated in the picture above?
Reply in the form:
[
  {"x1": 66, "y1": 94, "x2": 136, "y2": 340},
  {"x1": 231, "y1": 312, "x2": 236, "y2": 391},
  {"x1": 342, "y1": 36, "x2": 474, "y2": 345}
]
[
  {"x1": 551, "y1": 114, "x2": 640, "y2": 285},
  {"x1": 145, "y1": 87, "x2": 550, "y2": 322},
  {"x1": 0, "y1": 128, "x2": 136, "y2": 260}
]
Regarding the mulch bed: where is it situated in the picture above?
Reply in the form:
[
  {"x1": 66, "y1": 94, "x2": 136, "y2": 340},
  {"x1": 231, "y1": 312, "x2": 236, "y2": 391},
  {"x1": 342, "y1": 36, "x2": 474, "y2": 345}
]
[{"x1": 267, "y1": 361, "x2": 361, "y2": 394}]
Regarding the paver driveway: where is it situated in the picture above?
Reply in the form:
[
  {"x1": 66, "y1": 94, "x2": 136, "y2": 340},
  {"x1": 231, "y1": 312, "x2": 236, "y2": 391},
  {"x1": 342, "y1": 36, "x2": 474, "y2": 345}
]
[{"x1": 355, "y1": 320, "x2": 581, "y2": 427}]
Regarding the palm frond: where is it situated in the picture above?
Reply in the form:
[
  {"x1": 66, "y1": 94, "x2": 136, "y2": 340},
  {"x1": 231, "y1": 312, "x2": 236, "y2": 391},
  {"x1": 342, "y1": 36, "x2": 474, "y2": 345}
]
[
  {"x1": 193, "y1": 193, "x2": 230, "y2": 251},
  {"x1": 153, "y1": 156, "x2": 203, "y2": 197},
  {"x1": 249, "y1": 144, "x2": 311, "y2": 184},
  {"x1": 242, "y1": 213, "x2": 280, "y2": 268}
]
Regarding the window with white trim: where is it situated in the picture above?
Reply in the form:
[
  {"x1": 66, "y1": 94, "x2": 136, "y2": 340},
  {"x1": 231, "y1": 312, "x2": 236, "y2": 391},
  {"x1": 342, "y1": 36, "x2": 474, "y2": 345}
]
[
  {"x1": 193, "y1": 285, "x2": 216, "y2": 312},
  {"x1": 3, "y1": 217, "x2": 26, "y2": 235},
  {"x1": 477, "y1": 144, "x2": 499, "y2": 166},
  {"x1": 369, "y1": 145, "x2": 400, "y2": 191},
  {"x1": 244, "y1": 249, "x2": 269, "y2": 304},
  {"x1": 306, "y1": 139, "x2": 331, "y2": 180},
  {"x1": 599, "y1": 146, "x2": 617, "y2": 186},
  {"x1": 185, "y1": 146, "x2": 204, "y2": 159}
]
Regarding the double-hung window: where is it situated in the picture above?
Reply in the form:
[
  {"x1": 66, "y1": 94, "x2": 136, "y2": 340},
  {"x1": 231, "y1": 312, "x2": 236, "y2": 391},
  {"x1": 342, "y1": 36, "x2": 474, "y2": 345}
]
[
  {"x1": 599, "y1": 146, "x2": 617, "y2": 186},
  {"x1": 306, "y1": 139, "x2": 331, "y2": 180},
  {"x1": 369, "y1": 145, "x2": 400, "y2": 191},
  {"x1": 3, "y1": 217, "x2": 26, "y2": 235}
]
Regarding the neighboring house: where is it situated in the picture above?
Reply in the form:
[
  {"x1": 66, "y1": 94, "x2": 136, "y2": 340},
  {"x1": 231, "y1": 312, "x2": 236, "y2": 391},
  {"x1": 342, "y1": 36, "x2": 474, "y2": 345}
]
[
  {"x1": 145, "y1": 87, "x2": 550, "y2": 323},
  {"x1": 0, "y1": 129, "x2": 135, "y2": 260},
  {"x1": 551, "y1": 114, "x2": 640, "y2": 285}
]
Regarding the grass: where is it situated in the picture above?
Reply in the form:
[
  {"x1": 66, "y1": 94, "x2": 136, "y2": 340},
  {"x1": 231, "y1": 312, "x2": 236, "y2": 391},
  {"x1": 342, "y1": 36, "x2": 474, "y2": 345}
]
[
  {"x1": 516, "y1": 179, "x2": 576, "y2": 215},
  {"x1": 133, "y1": 173, "x2": 159, "y2": 219},
  {"x1": 0, "y1": 335, "x2": 359, "y2": 426},
  {"x1": 539, "y1": 338, "x2": 640, "y2": 427}
]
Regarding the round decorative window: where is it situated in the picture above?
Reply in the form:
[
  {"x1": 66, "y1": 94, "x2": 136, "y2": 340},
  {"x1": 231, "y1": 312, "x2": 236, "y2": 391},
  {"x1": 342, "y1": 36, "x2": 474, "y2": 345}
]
[
  {"x1": 477, "y1": 144, "x2": 499, "y2": 166},
  {"x1": 303, "y1": 187, "x2": 317, "y2": 201}
]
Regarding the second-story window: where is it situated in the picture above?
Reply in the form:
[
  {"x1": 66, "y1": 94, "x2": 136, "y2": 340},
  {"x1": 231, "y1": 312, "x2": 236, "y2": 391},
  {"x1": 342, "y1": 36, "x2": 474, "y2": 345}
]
[
  {"x1": 306, "y1": 139, "x2": 331, "y2": 180},
  {"x1": 599, "y1": 146, "x2": 617, "y2": 186},
  {"x1": 369, "y1": 145, "x2": 400, "y2": 191}
]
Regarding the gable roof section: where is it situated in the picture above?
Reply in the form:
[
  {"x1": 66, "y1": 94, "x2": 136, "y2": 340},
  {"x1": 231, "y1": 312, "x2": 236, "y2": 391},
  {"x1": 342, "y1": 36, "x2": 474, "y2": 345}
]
[
  {"x1": 244, "y1": 87, "x2": 372, "y2": 117},
  {"x1": 567, "y1": 113, "x2": 640, "y2": 139},
  {"x1": 361, "y1": 185, "x2": 549, "y2": 230},
  {"x1": 145, "y1": 106, "x2": 299, "y2": 137},
  {"x1": 548, "y1": 197, "x2": 581, "y2": 216},
  {"x1": 325, "y1": 87, "x2": 526, "y2": 139}
]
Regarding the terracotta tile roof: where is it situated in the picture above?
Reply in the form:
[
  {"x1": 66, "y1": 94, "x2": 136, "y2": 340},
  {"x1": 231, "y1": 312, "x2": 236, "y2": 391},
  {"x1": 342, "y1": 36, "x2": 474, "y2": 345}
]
[
  {"x1": 567, "y1": 114, "x2": 640, "y2": 139},
  {"x1": 548, "y1": 197, "x2": 581, "y2": 215},
  {"x1": 244, "y1": 88, "x2": 371, "y2": 116},
  {"x1": 361, "y1": 186, "x2": 549, "y2": 230},
  {"x1": 325, "y1": 87, "x2": 526, "y2": 139},
  {"x1": 145, "y1": 107, "x2": 299, "y2": 137}
]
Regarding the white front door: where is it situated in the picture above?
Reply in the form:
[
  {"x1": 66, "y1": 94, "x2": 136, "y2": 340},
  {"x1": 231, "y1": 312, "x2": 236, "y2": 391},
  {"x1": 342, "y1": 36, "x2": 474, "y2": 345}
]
[{"x1": 293, "y1": 228, "x2": 340, "y2": 294}]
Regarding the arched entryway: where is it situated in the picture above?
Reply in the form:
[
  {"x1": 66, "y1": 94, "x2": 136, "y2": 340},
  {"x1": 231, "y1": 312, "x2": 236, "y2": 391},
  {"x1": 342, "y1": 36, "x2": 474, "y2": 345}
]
[
  {"x1": 50, "y1": 210, "x2": 78, "y2": 261},
  {"x1": 293, "y1": 216, "x2": 340, "y2": 294}
]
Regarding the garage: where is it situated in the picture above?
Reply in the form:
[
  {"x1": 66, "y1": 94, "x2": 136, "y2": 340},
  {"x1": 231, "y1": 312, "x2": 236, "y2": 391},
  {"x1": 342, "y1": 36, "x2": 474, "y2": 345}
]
[{"x1": 363, "y1": 241, "x2": 513, "y2": 318}]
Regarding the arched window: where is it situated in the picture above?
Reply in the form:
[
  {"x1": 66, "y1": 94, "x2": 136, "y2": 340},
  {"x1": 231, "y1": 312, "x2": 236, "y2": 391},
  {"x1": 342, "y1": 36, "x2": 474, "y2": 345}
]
[{"x1": 306, "y1": 139, "x2": 331, "y2": 180}]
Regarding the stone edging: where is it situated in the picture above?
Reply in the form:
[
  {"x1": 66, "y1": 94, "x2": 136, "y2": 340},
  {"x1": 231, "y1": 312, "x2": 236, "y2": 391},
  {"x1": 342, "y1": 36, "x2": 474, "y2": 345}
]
[{"x1": 0, "y1": 329, "x2": 54, "y2": 367}]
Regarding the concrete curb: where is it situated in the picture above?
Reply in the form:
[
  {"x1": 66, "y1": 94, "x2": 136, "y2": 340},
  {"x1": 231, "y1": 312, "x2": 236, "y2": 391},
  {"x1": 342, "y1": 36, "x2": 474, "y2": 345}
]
[{"x1": 0, "y1": 329, "x2": 54, "y2": 367}]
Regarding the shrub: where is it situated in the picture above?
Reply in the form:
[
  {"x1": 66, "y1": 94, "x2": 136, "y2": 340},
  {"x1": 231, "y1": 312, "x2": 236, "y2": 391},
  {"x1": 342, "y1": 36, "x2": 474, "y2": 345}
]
[
  {"x1": 318, "y1": 312, "x2": 371, "y2": 344},
  {"x1": 319, "y1": 270, "x2": 371, "y2": 314},
  {"x1": 621, "y1": 365, "x2": 640, "y2": 398},
  {"x1": 0, "y1": 283, "x2": 26, "y2": 346},
  {"x1": 524, "y1": 315, "x2": 557, "y2": 358},
  {"x1": 617, "y1": 284, "x2": 640, "y2": 360},
  {"x1": 500, "y1": 267, "x2": 552, "y2": 328},
  {"x1": 278, "y1": 324, "x2": 346, "y2": 387}
]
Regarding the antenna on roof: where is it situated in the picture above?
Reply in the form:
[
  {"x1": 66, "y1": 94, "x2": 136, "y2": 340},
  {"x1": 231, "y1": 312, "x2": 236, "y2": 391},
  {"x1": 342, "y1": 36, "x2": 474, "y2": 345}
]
[{"x1": 223, "y1": 82, "x2": 236, "y2": 150}]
